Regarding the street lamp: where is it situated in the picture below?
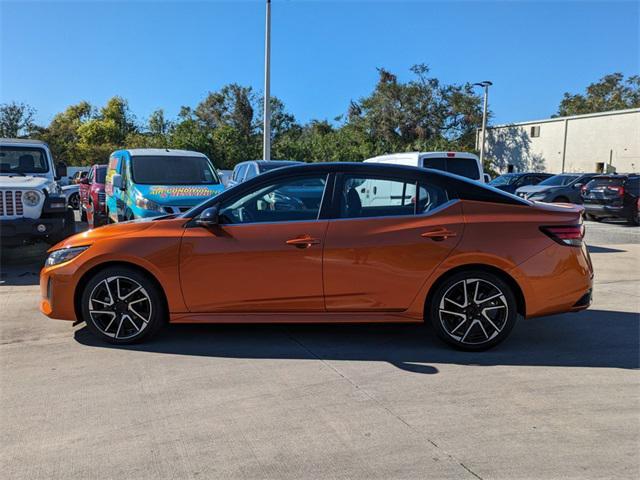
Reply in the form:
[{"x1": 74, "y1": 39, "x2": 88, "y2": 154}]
[
  {"x1": 263, "y1": 0, "x2": 272, "y2": 161},
  {"x1": 473, "y1": 81, "x2": 492, "y2": 168}
]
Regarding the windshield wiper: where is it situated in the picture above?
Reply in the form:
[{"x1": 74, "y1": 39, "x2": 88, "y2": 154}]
[{"x1": 0, "y1": 171, "x2": 27, "y2": 176}]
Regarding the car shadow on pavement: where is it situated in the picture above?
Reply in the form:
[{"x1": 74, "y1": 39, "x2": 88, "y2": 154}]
[
  {"x1": 0, "y1": 243, "x2": 48, "y2": 286},
  {"x1": 587, "y1": 245, "x2": 627, "y2": 254},
  {"x1": 74, "y1": 309, "x2": 639, "y2": 374}
]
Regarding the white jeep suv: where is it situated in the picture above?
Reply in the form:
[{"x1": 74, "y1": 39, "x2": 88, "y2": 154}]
[{"x1": 0, "y1": 138, "x2": 75, "y2": 246}]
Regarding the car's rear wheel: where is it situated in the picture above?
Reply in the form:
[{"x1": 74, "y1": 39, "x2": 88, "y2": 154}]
[
  {"x1": 69, "y1": 192, "x2": 80, "y2": 210},
  {"x1": 429, "y1": 271, "x2": 518, "y2": 351},
  {"x1": 81, "y1": 266, "x2": 166, "y2": 344}
]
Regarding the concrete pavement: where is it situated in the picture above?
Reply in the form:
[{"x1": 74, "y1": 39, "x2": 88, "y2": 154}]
[{"x1": 1, "y1": 221, "x2": 638, "y2": 479}]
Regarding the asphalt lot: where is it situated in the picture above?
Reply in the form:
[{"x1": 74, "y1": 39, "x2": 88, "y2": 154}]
[{"x1": 1, "y1": 216, "x2": 638, "y2": 479}]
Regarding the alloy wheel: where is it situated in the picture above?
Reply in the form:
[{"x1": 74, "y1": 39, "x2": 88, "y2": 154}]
[
  {"x1": 88, "y1": 276, "x2": 152, "y2": 340},
  {"x1": 438, "y1": 278, "x2": 509, "y2": 346}
]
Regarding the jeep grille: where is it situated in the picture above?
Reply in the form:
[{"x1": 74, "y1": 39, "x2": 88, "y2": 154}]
[{"x1": 0, "y1": 190, "x2": 24, "y2": 217}]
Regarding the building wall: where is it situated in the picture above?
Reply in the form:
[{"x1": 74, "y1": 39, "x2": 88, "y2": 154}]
[{"x1": 481, "y1": 109, "x2": 640, "y2": 174}]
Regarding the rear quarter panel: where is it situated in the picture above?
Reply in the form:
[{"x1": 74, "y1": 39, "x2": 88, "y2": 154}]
[{"x1": 405, "y1": 200, "x2": 586, "y2": 318}]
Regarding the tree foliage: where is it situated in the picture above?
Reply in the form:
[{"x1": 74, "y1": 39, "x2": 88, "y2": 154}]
[
  {"x1": 557, "y1": 73, "x2": 640, "y2": 117},
  {"x1": 0, "y1": 102, "x2": 36, "y2": 138},
  {"x1": 16, "y1": 65, "x2": 487, "y2": 169}
]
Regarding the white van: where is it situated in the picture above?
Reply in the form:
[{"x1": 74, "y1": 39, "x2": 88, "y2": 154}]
[{"x1": 364, "y1": 151, "x2": 485, "y2": 182}]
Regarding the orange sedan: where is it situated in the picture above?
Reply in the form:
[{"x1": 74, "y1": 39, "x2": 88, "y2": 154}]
[{"x1": 40, "y1": 163, "x2": 593, "y2": 350}]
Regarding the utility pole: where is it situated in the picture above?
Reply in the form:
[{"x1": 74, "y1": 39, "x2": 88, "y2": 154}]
[
  {"x1": 473, "y1": 81, "x2": 492, "y2": 168},
  {"x1": 263, "y1": 0, "x2": 271, "y2": 161}
]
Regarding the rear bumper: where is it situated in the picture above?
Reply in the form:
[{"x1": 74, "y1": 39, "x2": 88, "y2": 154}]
[
  {"x1": 510, "y1": 242, "x2": 593, "y2": 318},
  {"x1": 583, "y1": 203, "x2": 631, "y2": 218},
  {"x1": 1, "y1": 217, "x2": 65, "y2": 245}
]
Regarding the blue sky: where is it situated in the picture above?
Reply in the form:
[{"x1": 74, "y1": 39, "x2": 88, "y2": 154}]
[{"x1": 1, "y1": 0, "x2": 638, "y2": 128}]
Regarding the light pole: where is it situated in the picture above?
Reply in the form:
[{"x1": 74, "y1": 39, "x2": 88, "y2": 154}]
[
  {"x1": 263, "y1": 0, "x2": 272, "y2": 161},
  {"x1": 473, "y1": 81, "x2": 492, "y2": 168}
]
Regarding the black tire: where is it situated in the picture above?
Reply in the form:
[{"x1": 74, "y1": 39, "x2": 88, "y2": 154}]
[
  {"x1": 584, "y1": 213, "x2": 596, "y2": 221},
  {"x1": 69, "y1": 193, "x2": 80, "y2": 210},
  {"x1": 629, "y1": 207, "x2": 640, "y2": 226},
  {"x1": 428, "y1": 270, "x2": 518, "y2": 351},
  {"x1": 80, "y1": 266, "x2": 166, "y2": 344}
]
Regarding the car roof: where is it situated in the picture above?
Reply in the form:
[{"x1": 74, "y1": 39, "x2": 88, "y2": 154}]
[
  {"x1": 1, "y1": 138, "x2": 48, "y2": 146},
  {"x1": 256, "y1": 161, "x2": 468, "y2": 179},
  {"x1": 115, "y1": 148, "x2": 208, "y2": 157},
  {"x1": 238, "y1": 160, "x2": 301, "y2": 166}
]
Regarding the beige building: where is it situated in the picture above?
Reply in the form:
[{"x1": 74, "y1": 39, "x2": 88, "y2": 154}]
[{"x1": 479, "y1": 108, "x2": 640, "y2": 174}]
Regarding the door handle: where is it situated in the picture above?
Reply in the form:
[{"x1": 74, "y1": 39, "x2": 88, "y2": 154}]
[
  {"x1": 421, "y1": 228, "x2": 457, "y2": 241},
  {"x1": 286, "y1": 235, "x2": 320, "y2": 249}
]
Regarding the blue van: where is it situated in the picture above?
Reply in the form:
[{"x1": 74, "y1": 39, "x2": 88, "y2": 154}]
[{"x1": 105, "y1": 149, "x2": 224, "y2": 222}]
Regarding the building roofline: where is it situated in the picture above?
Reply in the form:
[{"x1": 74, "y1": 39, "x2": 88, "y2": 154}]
[{"x1": 487, "y1": 108, "x2": 640, "y2": 130}]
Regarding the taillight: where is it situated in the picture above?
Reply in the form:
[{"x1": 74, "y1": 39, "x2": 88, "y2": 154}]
[
  {"x1": 540, "y1": 225, "x2": 584, "y2": 247},
  {"x1": 607, "y1": 185, "x2": 624, "y2": 196}
]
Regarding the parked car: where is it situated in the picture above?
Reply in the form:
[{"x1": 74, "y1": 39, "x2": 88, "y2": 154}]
[
  {"x1": 62, "y1": 184, "x2": 80, "y2": 210},
  {"x1": 228, "y1": 160, "x2": 301, "y2": 188},
  {"x1": 515, "y1": 173, "x2": 599, "y2": 203},
  {"x1": 79, "y1": 164, "x2": 107, "y2": 228},
  {"x1": 364, "y1": 151, "x2": 485, "y2": 182},
  {"x1": 70, "y1": 170, "x2": 88, "y2": 184},
  {"x1": 0, "y1": 138, "x2": 74, "y2": 245},
  {"x1": 105, "y1": 148, "x2": 225, "y2": 222},
  {"x1": 582, "y1": 173, "x2": 640, "y2": 225},
  {"x1": 41, "y1": 162, "x2": 593, "y2": 351},
  {"x1": 489, "y1": 172, "x2": 553, "y2": 194}
]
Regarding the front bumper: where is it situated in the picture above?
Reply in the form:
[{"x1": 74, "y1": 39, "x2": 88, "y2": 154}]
[{"x1": 1, "y1": 217, "x2": 65, "y2": 245}]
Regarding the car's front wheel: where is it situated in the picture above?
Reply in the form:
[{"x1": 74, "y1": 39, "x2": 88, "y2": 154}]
[
  {"x1": 80, "y1": 266, "x2": 166, "y2": 344},
  {"x1": 428, "y1": 271, "x2": 518, "y2": 351}
]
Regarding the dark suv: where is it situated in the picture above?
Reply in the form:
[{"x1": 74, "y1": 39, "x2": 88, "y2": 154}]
[
  {"x1": 582, "y1": 174, "x2": 640, "y2": 225},
  {"x1": 488, "y1": 172, "x2": 553, "y2": 194}
]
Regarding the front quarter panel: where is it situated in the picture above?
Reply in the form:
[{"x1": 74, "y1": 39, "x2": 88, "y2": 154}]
[{"x1": 40, "y1": 218, "x2": 188, "y2": 321}]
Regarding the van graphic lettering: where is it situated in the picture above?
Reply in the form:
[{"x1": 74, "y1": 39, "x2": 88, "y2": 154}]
[{"x1": 149, "y1": 186, "x2": 216, "y2": 198}]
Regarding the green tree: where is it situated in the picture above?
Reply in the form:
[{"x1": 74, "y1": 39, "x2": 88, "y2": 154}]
[
  {"x1": 37, "y1": 101, "x2": 93, "y2": 164},
  {"x1": 0, "y1": 101, "x2": 36, "y2": 138},
  {"x1": 556, "y1": 73, "x2": 640, "y2": 116}
]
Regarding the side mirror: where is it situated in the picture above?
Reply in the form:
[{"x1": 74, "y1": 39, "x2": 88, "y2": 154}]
[
  {"x1": 80, "y1": 177, "x2": 90, "y2": 185},
  {"x1": 55, "y1": 163, "x2": 67, "y2": 180},
  {"x1": 196, "y1": 206, "x2": 219, "y2": 227},
  {"x1": 483, "y1": 173, "x2": 491, "y2": 183},
  {"x1": 112, "y1": 173, "x2": 123, "y2": 189}
]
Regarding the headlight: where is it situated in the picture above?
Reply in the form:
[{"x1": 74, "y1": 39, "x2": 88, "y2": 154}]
[
  {"x1": 135, "y1": 194, "x2": 161, "y2": 212},
  {"x1": 45, "y1": 246, "x2": 89, "y2": 267},
  {"x1": 22, "y1": 190, "x2": 41, "y2": 206}
]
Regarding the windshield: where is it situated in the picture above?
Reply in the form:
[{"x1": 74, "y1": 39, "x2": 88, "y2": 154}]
[
  {"x1": 0, "y1": 146, "x2": 50, "y2": 174},
  {"x1": 489, "y1": 174, "x2": 519, "y2": 186},
  {"x1": 538, "y1": 174, "x2": 578, "y2": 186},
  {"x1": 95, "y1": 167, "x2": 106, "y2": 183},
  {"x1": 130, "y1": 155, "x2": 220, "y2": 185}
]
